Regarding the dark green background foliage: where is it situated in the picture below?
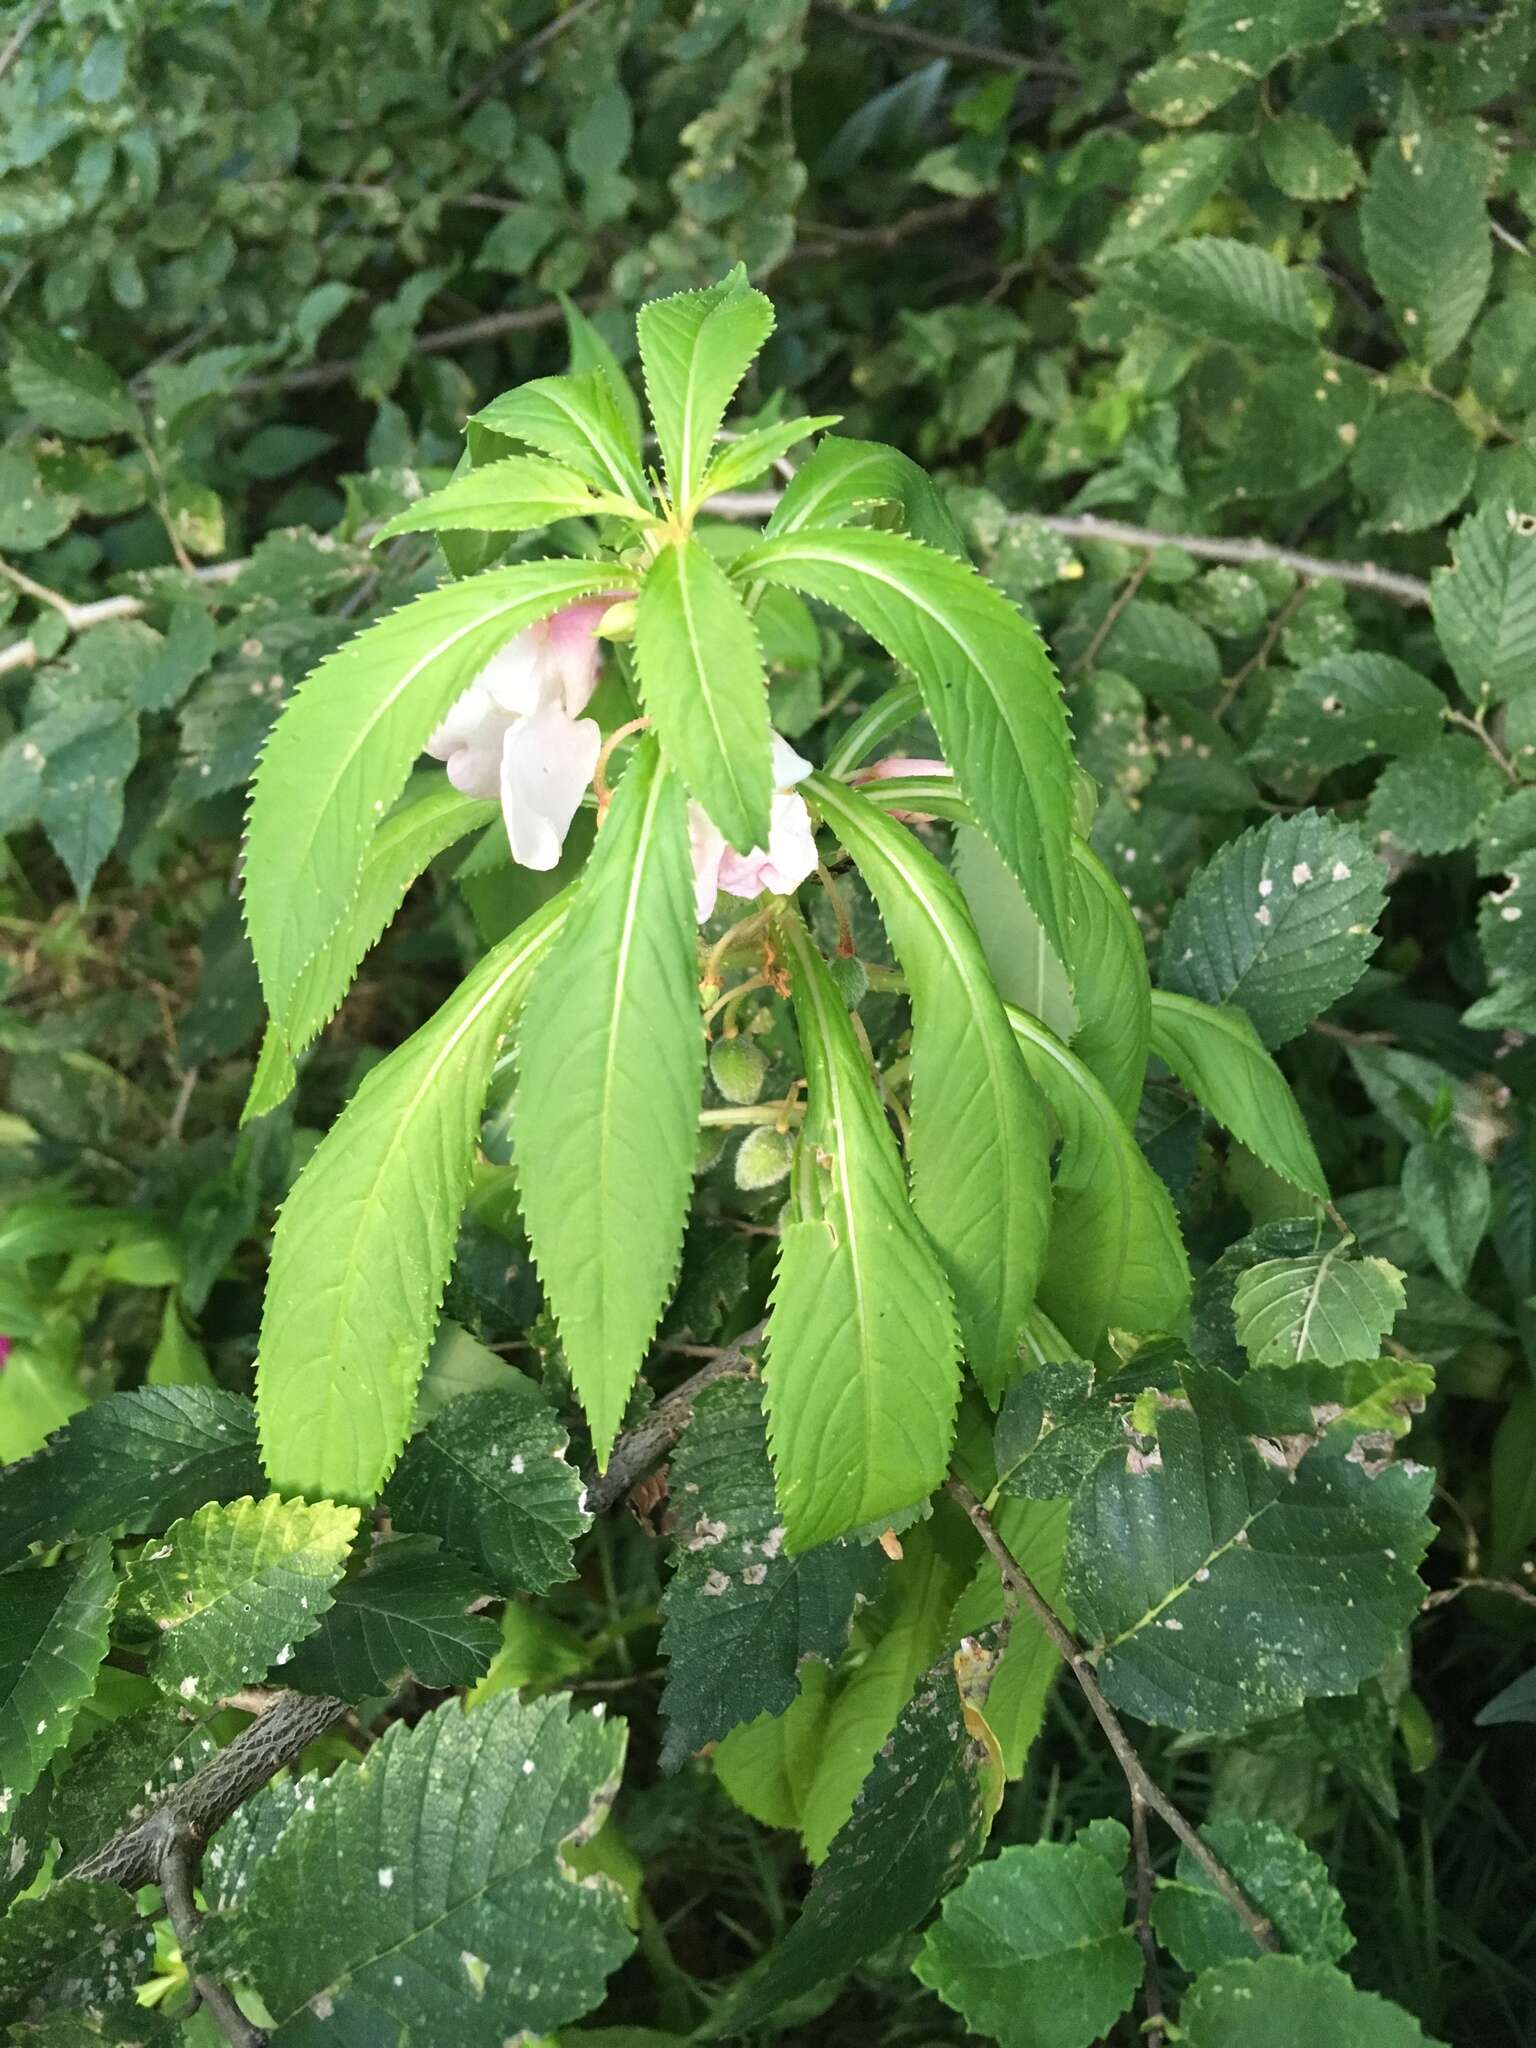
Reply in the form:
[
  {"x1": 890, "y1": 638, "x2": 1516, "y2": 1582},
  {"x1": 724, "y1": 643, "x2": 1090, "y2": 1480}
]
[{"x1": 2, "y1": 1, "x2": 1536, "y2": 2042}]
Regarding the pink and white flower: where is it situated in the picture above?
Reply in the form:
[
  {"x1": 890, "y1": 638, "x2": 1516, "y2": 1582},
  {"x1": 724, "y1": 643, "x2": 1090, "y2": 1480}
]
[
  {"x1": 688, "y1": 736, "x2": 819, "y2": 922},
  {"x1": 425, "y1": 600, "x2": 614, "y2": 871}
]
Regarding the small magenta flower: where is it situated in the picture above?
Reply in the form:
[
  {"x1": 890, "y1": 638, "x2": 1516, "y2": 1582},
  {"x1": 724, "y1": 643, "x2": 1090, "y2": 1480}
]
[
  {"x1": 689, "y1": 736, "x2": 819, "y2": 922},
  {"x1": 426, "y1": 600, "x2": 616, "y2": 871}
]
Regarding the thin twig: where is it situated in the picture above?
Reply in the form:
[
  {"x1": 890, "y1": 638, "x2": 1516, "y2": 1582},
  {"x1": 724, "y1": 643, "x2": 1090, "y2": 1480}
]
[
  {"x1": 1069, "y1": 554, "x2": 1151, "y2": 678},
  {"x1": 160, "y1": 1832, "x2": 268, "y2": 2048},
  {"x1": 69, "y1": 1690, "x2": 346, "y2": 1890},
  {"x1": 0, "y1": 561, "x2": 246, "y2": 679},
  {"x1": 583, "y1": 1322, "x2": 766, "y2": 1515},
  {"x1": 1217, "y1": 584, "x2": 1307, "y2": 716},
  {"x1": 1492, "y1": 217, "x2": 1532, "y2": 259},
  {"x1": 0, "y1": 0, "x2": 55, "y2": 84},
  {"x1": 1446, "y1": 707, "x2": 1520, "y2": 786},
  {"x1": 1130, "y1": 1787, "x2": 1167, "y2": 2048},
  {"x1": 810, "y1": 0, "x2": 1075, "y2": 76},
  {"x1": 453, "y1": 0, "x2": 606, "y2": 113},
  {"x1": 945, "y1": 1477, "x2": 1278, "y2": 1953},
  {"x1": 1421, "y1": 1573, "x2": 1536, "y2": 1614}
]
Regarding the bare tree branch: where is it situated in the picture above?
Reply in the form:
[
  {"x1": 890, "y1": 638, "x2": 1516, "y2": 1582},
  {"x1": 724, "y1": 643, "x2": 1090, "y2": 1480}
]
[
  {"x1": 945, "y1": 1476, "x2": 1278, "y2": 1955},
  {"x1": 67, "y1": 1690, "x2": 346, "y2": 1891},
  {"x1": 582, "y1": 1322, "x2": 766, "y2": 1514},
  {"x1": 0, "y1": 0, "x2": 55, "y2": 85},
  {"x1": 810, "y1": 0, "x2": 1075, "y2": 77},
  {"x1": 160, "y1": 1831, "x2": 269, "y2": 2048}
]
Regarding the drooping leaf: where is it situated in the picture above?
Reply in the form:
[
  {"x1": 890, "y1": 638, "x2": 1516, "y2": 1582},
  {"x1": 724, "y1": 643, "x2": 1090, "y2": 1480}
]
[
  {"x1": 1160, "y1": 812, "x2": 1386, "y2": 1047},
  {"x1": 738, "y1": 528, "x2": 1074, "y2": 955},
  {"x1": 514, "y1": 740, "x2": 704, "y2": 1463},
  {"x1": 244, "y1": 559, "x2": 628, "y2": 1039},
  {"x1": 122, "y1": 1494, "x2": 357, "y2": 1707},
  {"x1": 1066, "y1": 840, "x2": 1153, "y2": 1125},
  {"x1": 727, "y1": 1650, "x2": 992, "y2": 2028},
  {"x1": 1431, "y1": 503, "x2": 1536, "y2": 704},
  {"x1": 0, "y1": 1541, "x2": 116, "y2": 1810},
  {"x1": 1402, "y1": 1130, "x2": 1492, "y2": 1289},
  {"x1": 1151, "y1": 1817, "x2": 1352, "y2": 1971},
  {"x1": 1008, "y1": 1008, "x2": 1191, "y2": 1357},
  {"x1": 1149, "y1": 991, "x2": 1328, "y2": 1199},
  {"x1": 0, "y1": 1388, "x2": 261, "y2": 1570},
  {"x1": 372, "y1": 454, "x2": 648, "y2": 543},
  {"x1": 953, "y1": 824, "x2": 1078, "y2": 1042},
  {"x1": 257, "y1": 899, "x2": 566, "y2": 1505},
  {"x1": 765, "y1": 914, "x2": 961, "y2": 1549},
  {"x1": 244, "y1": 785, "x2": 496, "y2": 1120},
  {"x1": 658, "y1": 1376, "x2": 883, "y2": 1771},
  {"x1": 0, "y1": 1882, "x2": 154, "y2": 2033},
  {"x1": 912, "y1": 1837, "x2": 1141, "y2": 2048},
  {"x1": 471, "y1": 370, "x2": 651, "y2": 504},
  {"x1": 636, "y1": 270, "x2": 775, "y2": 512},
  {"x1": 809, "y1": 775, "x2": 1051, "y2": 1401},
  {"x1": 383, "y1": 1375, "x2": 591, "y2": 1596},
  {"x1": 632, "y1": 535, "x2": 774, "y2": 851},
  {"x1": 284, "y1": 1535, "x2": 498, "y2": 1699},
  {"x1": 1361, "y1": 126, "x2": 1491, "y2": 366},
  {"x1": 1066, "y1": 1367, "x2": 1432, "y2": 1730},
  {"x1": 35, "y1": 707, "x2": 138, "y2": 902},
  {"x1": 1180, "y1": 1956, "x2": 1445, "y2": 2047},
  {"x1": 762, "y1": 433, "x2": 969, "y2": 558},
  {"x1": 201, "y1": 1691, "x2": 633, "y2": 2042},
  {"x1": 1232, "y1": 1251, "x2": 1405, "y2": 1367},
  {"x1": 713, "y1": 1663, "x2": 835, "y2": 1835}
]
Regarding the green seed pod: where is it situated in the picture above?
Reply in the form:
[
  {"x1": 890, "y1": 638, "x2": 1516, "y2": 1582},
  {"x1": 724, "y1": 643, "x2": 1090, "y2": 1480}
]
[
  {"x1": 734, "y1": 1124, "x2": 794, "y2": 1191},
  {"x1": 710, "y1": 1035, "x2": 768, "y2": 1105},
  {"x1": 828, "y1": 953, "x2": 868, "y2": 1009}
]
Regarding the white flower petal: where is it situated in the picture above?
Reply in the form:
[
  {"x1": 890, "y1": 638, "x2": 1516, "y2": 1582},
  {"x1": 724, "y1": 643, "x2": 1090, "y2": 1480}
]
[
  {"x1": 770, "y1": 733, "x2": 812, "y2": 788},
  {"x1": 688, "y1": 801, "x2": 728, "y2": 923},
  {"x1": 499, "y1": 705, "x2": 602, "y2": 871}
]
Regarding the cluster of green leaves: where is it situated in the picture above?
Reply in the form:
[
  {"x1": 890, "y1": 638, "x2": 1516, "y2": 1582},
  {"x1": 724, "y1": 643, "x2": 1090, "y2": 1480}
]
[{"x1": 4, "y1": 1, "x2": 1536, "y2": 2043}]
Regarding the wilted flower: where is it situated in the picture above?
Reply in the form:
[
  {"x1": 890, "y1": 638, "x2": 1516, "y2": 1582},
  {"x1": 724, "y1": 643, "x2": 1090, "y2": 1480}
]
[
  {"x1": 689, "y1": 735, "x2": 818, "y2": 922},
  {"x1": 425, "y1": 600, "x2": 615, "y2": 871}
]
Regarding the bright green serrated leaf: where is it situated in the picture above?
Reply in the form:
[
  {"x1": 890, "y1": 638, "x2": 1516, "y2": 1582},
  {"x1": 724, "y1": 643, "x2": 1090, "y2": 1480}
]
[
  {"x1": 383, "y1": 1375, "x2": 591, "y2": 1595},
  {"x1": 1161, "y1": 812, "x2": 1386, "y2": 1047},
  {"x1": 912, "y1": 1839, "x2": 1141, "y2": 2048},
  {"x1": 702, "y1": 414, "x2": 841, "y2": 497},
  {"x1": 763, "y1": 434, "x2": 969, "y2": 558},
  {"x1": 0, "y1": 1388, "x2": 261, "y2": 1569},
  {"x1": 658, "y1": 1376, "x2": 882, "y2": 1770},
  {"x1": 257, "y1": 899, "x2": 566, "y2": 1504},
  {"x1": 123, "y1": 1494, "x2": 357, "y2": 1707},
  {"x1": 637, "y1": 270, "x2": 775, "y2": 513},
  {"x1": 372, "y1": 454, "x2": 649, "y2": 543},
  {"x1": 1150, "y1": 991, "x2": 1327, "y2": 1199},
  {"x1": 766, "y1": 915, "x2": 961, "y2": 1549},
  {"x1": 201, "y1": 1691, "x2": 633, "y2": 2041},
  {"x1": 738, "y1": 528, "x2": 1074, "y2": 955},
  {"x1": 0, "y1": 1540, "x2": 116, "y2": 1811},
  {"x1": 514, "y1": 740, "x2": 704, "y2": 1464},
  {"x1": 472, "y1": 370, "x2": 651, "y2": 505},
  {"x1": 810, "y1": 776, "x2": 1051, "y2": 1400},
  {"x1": 1008, "y1": 1008, "x2": 1190, "y2": 1358},
  {"x1": 633, "y1": 536, "x2": 774, "y2": 851}
]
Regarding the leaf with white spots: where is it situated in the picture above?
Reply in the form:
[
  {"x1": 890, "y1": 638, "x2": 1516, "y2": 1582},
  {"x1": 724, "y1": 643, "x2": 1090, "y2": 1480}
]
[
  {"x1": 1099, "y1": 134, "x2": 1241, "y2": 261},
  {"x1": 658, "y1": 1376, "x2": 884, "y2": 1771},
  {"x1": 1249, "y1": 652, "x2": 1444, "y2": 786},
  {"x1": 1160, "y1": 812, "x2": 1386, "y2": 1048},
  {"x1": 199, "y1": 1691, "x2": 633, "y2": 2044},
  {"x1": 383, "y1": 1375, "x2": 591, "y2": 1597},
  {"x1": 121, "y1": 1494, "x2": 357, "y2": 1708},
  {"x1": 0, "y1": 1881, "x2": 155, "y2": 2034},
  {"x1": 1181, "y1": 1956, "x2": 1446, "y2": 2047},
  {"x1": 1366, "y1": 735, "x2": 1504, "y2": 856},
  {"x1": 0, "y1": 1541, "x2": 117, "y2": 1814},
  {"x1": 1179, "y1": 0, "x2": 1383, "y2": 77},
  {"x1": 1361, "y1": 125, "x2": 1490, "y2": 367},
  {"x1": 1432, "y1": 503, "x2": 1536, "y2": 705},
  {"x1": 0, "y1": 1388, "x2": 262, "y2": 1571},
  {"x1": 1151, "y1": 1817, "x2": 1352, "y2": 1971},
  {"x1": 51, "y1": 1704, "x2": 222, "y2": 1871},
  {"x1": 282, "y1": 1536, "x2": 499, "y2": 1699},
  {"x1": 725, "y1": 1649, "x2": 994, "y2": 2028},
  {"x1": 1233, "y1": 1251, "x2": 1405, "y2": 1368},
  {"x1": 1065, "y1": 1366, "x2": 1432, "y2": 1731}
]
